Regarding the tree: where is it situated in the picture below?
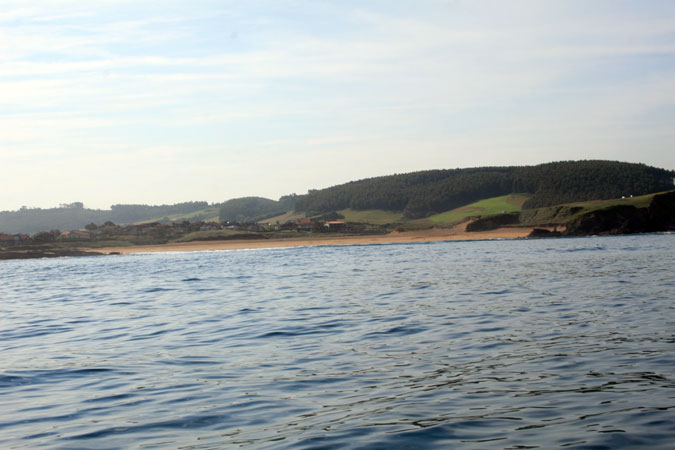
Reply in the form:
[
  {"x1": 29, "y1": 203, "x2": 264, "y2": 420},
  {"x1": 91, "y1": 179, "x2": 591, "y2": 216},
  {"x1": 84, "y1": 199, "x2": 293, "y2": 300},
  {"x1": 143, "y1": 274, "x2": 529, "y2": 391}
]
[{"x1": 312, "y1": 220, "x2": 326, "y2": 233}]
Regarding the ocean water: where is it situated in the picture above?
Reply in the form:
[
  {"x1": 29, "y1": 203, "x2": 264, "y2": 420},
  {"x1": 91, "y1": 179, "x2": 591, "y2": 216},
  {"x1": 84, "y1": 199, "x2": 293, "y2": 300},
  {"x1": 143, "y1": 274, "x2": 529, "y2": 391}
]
[{"x1": 1, "y1": 234, "x2": 674, "y2": 449}]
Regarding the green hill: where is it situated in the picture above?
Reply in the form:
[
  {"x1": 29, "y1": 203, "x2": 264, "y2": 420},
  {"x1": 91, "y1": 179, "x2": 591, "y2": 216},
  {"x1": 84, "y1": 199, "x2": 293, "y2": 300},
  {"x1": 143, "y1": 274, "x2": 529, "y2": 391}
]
[
  {"x1": 336, "y1": 209, "x2": 404, "y2": 225},
  {"x1": 421, "y1": 194, "x2": 530, "y2": 225},
  {"x1": 136, "y1": 207, "x2": 221, "y2": 224},
  {"x1": 460, "y1": 190, "x2": 675, "y2": 234},
  {"x1": 260, "y1": 210, "x2": 306, "y2": 224},
  {"x1": 292, "y1": 161, "x2": 674, "y2": 219},
  {"x1": 2, "y1": 160, "x2": 673, "y2": 234},
  {"x1": 519, "y1": 191, "x2": 660, "y2": 227},
  {"x1": 261, "y1": 209, "x2": 403, "y2": 226},
  {"x1": 218, "y1": 196, "x2": 297, "y2": 223}
]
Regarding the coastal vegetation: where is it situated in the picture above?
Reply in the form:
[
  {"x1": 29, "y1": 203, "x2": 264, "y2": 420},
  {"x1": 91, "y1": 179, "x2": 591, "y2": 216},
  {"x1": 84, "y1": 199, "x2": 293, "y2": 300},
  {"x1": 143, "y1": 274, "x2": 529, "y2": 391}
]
[
  {"x1": 218, "y1": 196, "x2": 296, "y2": 223},
  {"x1": 292, "y1": 160, "x2": 674, "y2": 218},
  {"x1": 2, "y1": 189, "x2": 675, "y2": 260},
  {"x1": 109, "y1": 202, "x2": 210, "y2": 224},
  {"x1": 464, "y1": 190, "x2": 675, "y2": 235},
  {"x1": 420, "y1": 194, "x2": 530, "y2": 226},
  {"x1": 263, "y1": 210, "x2": 308, "y2": 224},
  {"x1": 136, "y1": 207, "x2": 221, "y2": 224},
  {"x1": 1, "y1": 161, "x2": 674, "y2": 259},
  {"x1": 332, "y1": 209, "x2": 404, "y2": 225},
  {"x1": 3, "y1": 161, "x2": 672, "y2": 234}
]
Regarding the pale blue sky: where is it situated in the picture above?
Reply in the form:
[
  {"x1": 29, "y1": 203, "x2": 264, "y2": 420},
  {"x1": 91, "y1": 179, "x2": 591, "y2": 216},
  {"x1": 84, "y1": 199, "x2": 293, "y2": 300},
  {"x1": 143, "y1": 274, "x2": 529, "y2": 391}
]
[{"x1": 2, "y1": 0, "x2": 674, "y2": 210}]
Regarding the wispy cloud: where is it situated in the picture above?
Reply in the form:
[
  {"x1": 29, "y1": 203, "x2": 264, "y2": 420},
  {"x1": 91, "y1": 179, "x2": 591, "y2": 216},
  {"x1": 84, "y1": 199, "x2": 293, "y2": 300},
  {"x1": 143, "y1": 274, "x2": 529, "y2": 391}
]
[{"x1": 1, "y1": 0, "x2": 674, "y2": 210}]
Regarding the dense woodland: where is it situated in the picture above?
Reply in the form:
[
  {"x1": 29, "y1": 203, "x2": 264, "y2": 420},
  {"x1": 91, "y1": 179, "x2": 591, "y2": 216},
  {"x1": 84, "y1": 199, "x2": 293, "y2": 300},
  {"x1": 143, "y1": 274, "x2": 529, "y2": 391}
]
[
  {"x1": 293, "y1": 161, "x2": 674, "y2": 218},
  {"x1": 294, "y1": 168, "x2": 516, "y2": 218},
  {"x1": 514, "y1": 161, "x2": 675, "y2": 208},
  {"x1": 2, "y1": 161, "x2": 673, "y2": 234}
]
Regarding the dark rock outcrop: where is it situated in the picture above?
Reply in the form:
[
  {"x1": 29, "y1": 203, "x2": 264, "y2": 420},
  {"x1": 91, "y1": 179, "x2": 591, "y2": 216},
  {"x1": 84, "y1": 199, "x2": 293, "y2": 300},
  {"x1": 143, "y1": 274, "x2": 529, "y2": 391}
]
[
  {"x1": 0, "y1": 248, "x2": 106, "y2": 260},
  {"x1": 564, "y1": 191, "x2": 675, "y2": 236},
  {"x1": 527, "y1": 228, "x2": 562, "y2": 238},
  {"x1": 647, "y1": 191, "x2": 675, "y2": 231},
  {"x1": 465, "y1": 213, "x2": 520, "y2": 232}
]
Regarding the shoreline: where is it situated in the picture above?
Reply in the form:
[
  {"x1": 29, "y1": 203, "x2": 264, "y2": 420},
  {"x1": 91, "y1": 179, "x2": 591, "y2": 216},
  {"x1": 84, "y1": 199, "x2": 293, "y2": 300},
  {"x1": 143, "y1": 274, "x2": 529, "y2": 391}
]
[{"x1": 91, "y1": 223, "x2": 549, "y2": 255}]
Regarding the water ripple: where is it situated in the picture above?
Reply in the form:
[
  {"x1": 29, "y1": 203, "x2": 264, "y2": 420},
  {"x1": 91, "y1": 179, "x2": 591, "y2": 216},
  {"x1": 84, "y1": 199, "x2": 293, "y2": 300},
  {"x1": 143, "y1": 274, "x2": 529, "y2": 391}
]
[{"x1": 0, "y1": 234, "x2": 674, "y2": 448}]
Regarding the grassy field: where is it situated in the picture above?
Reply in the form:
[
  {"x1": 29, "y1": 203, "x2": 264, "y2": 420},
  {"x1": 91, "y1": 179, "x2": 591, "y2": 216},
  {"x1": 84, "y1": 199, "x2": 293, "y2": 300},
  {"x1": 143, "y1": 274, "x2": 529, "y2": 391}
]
[
  {"x1": 137, "y1": 190, "x2": 672, "y2": 230},
  {"x1": 337, "y1": 209, "x2": 404, "y2": 225},
  {"x1": 519, "y1": 191, "x2": 663, "y2": 226},
  {"x1": 410, "y1": 194, "x2": 531, "y2": 226},
  {"x1": 263, "y1": 209, "x2": 402, "y2": 225},
  {"x1": 261, "y1": 210, "x2": 307, "y2": 224},
  {"x1": 136, "y1": 207, "x2": 221, "y2": 224}
]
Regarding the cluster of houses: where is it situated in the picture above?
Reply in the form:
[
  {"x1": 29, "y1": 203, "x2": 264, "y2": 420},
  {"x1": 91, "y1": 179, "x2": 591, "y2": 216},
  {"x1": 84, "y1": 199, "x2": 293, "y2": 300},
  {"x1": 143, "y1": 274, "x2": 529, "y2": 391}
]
[
  {"x1": 0, "y1": 233, "x2": 31, "y2": 245},
  {"x1": 1, "y1": 218, "x2": 359, "y2": 246}
]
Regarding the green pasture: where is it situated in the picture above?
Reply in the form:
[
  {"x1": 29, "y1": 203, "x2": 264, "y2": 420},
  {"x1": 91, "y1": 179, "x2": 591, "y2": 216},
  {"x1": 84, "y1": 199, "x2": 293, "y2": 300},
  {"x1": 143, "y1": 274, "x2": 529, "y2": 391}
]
[
  {"x1": 136, "y1": 207, "x2": 221, "y2": 224},
  {"x1": 337, "y1": 209, "x2": 404, "y2": 225},
  {"x1": 424, "y1": 194, "x2": 531, "y2": 225},
  {"x1": 263, "y1": 209, "x2": 403, "y2": 225},
  {"x1": 519, "y1": 191, "x2": 664, "y2": 226},
  {"x1": 261, "y1": 210, "x2": 307, "y2": 224}
]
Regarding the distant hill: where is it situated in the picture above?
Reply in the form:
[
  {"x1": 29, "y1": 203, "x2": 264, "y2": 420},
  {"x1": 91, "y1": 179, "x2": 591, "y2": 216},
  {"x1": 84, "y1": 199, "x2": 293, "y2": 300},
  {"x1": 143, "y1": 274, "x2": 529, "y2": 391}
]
[
  {"x1": 293, "y1": 161, "x2": 674, "y2": 218},
  {"x1": 218, "y1": 195, "x2": 297, "y2": 223},
  {"x1": 2, "y1": 160, "x2": 673, "y2": 234},
  {"x1": 136, "y1": 207, "x2": 221, "y2": 224},
  {"x1": 0, "y1": 203, "x2": 112, "y2": 235},
  {"x1": 0, "y1": 201, "x2": 212, "y2": 234},
  {"x1": 109, "y1": 202, "x2": 210, "y2": 224}
]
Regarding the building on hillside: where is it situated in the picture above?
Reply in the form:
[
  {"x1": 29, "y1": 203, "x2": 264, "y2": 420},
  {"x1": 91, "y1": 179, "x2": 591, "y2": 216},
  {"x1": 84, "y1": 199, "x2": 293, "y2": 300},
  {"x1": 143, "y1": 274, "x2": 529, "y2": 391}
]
[
  {"x1": 296, "y1": 218, "x2": 312, "y2": 231},
  {"x1": 1, "y1": 233, "x2": 32, "y2": 245},
  {"x1": 324, "y1": 220, "x2": 346, "y2": 231}
]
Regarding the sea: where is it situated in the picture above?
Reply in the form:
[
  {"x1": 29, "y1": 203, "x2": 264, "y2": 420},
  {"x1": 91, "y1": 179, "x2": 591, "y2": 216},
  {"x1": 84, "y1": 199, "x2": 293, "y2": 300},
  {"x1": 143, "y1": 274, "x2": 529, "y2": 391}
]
[{"x1": 1, "y1": 234, "x2": 674, "y2": 449}]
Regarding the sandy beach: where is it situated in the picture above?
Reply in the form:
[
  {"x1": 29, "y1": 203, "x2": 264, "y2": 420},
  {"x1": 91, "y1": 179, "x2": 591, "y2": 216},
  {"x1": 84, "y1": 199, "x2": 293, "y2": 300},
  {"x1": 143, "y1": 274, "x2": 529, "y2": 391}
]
[{"x1": 94, "y1": 222, "x2": 549, "y2": 255}]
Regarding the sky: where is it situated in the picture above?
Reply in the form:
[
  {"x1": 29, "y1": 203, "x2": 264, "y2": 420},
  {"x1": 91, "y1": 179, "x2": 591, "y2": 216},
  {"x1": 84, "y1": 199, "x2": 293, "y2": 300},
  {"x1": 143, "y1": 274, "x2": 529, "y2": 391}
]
[{"x1": 2, "y1": 0, "x2": 674, "y2": 211}]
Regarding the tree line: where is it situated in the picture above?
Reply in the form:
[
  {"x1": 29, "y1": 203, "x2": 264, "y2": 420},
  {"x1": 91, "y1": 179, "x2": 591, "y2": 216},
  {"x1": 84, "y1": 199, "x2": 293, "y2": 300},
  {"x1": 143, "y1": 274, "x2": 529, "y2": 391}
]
[
  {"x1": 293, "y1": 161, "x2": 674, "y2": 218},
  {"x1": 3, "y1": 160, "x2": 673, "y2": 234}
]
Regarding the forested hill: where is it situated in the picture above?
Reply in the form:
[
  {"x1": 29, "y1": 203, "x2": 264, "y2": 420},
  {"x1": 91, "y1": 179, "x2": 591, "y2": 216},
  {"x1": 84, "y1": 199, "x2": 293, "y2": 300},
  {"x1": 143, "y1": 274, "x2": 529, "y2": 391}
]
[
  {"x1": 515, "y1": 161, "x2": 675, "y2": 208},
  {"x1": 294, "y1": 161, "x2": 675, "y2": 218},
  {"x1": 3, "y1": 160, "x2": 673, "y2": 233},
  {"x1": 218, "y1": 196, "x2": 296, "y2": 223}
]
